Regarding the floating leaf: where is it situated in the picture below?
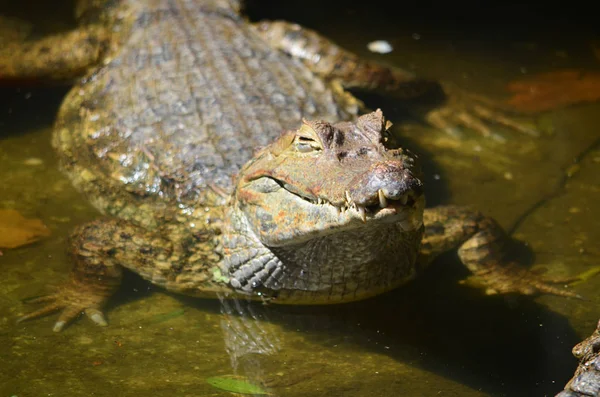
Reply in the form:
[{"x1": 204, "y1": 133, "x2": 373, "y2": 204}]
[
  {"x1": 0, "y1": 209, "x2": 51, "y2": 248},
  {"x1": 206, "y1": 376, "x2": 269, "y2": 395},
  {"x1": 505, "y1": 69, "x2": 600, "y2": 113}
]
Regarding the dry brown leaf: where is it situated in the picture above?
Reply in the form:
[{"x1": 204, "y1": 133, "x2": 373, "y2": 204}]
[
  {"x1": 505, "y1": 69, "x2": 600, "y2": 113},
  {"x1": 0, "y1": 209, "x2": 51, "y2": 248}
]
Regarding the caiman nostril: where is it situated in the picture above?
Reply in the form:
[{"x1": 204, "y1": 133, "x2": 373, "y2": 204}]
[{"x1": 349, "y1": 161, "x2": 423, "y2": 207}]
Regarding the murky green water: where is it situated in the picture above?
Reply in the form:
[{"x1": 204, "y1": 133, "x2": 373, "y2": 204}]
[{"x1": 1, "y1": 1, "x2": 599, "y2": 396}]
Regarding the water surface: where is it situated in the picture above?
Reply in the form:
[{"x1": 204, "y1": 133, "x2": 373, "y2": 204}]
[{"x1": 1, "y1": 1, "x2": 599, "y2": 396}]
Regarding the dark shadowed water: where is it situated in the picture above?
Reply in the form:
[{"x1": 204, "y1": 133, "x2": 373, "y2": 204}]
[{"x1": 1, "y1": 1, "x2": 599, "y2": 396}]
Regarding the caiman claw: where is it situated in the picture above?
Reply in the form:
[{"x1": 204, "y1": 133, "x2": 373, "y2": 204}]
[{"x1": 18, "y1": 283, "x2": 111, "y2": 332}]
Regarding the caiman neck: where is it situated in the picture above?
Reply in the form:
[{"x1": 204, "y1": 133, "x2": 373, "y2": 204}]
[{"x1": 220, "y1": 205, "x2": 424, "y2": 304}]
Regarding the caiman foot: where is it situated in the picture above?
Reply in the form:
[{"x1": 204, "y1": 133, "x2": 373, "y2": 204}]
[
  {"x1": 459, "y1": 262, "x2": 582, "y2": 299},
  {"x1": 424, "y1": 82, "x2": 540, "y2": 141},
  {"x1": 421, "y1": 206, "x2": 582, "y2": 299},
  {"x1": 16, "y1": 219, "x2": 172, "y2": 332},
  {"x1": 18, "y1": 282, "x2": 112, "y2": 332}
]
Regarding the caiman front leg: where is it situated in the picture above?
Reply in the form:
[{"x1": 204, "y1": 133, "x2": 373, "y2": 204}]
[
  {"x1": 557, "y1": 320, "x2": 600, "y2": 397},
  {"x1": 418, "y1": 205, "x2": 579, "y2": 297},
  {"x1": 18, "y1": 219, "x2": 174, "y2": 332},
  {"x1": 253, "y1": 20, "x2": 538, "y2": 139},
  {"x1": 0, "y1": 25, "x2": 108, "y2": 81}
]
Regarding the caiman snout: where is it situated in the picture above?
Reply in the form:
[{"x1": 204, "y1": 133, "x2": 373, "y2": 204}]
[{"x1": 348, "y1": 160, "x2": 423, "y2": 209}]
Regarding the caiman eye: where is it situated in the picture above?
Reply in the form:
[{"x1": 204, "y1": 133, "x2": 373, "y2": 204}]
[{"x1": 294, "y1": 136, "x2": 322, "y2": 153}]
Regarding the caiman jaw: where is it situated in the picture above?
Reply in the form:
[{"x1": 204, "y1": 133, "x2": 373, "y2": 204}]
[
  {"x1": 340, "y1": 188, "x2": 421, "y2": 225},
  {"x1": 272, "y1": 175, "x2": 424, "y2": 231}
]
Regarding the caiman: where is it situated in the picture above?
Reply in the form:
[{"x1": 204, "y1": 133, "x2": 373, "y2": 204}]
[{"x1": 1, "y1": 1, "x2": 592, "y2": 394}]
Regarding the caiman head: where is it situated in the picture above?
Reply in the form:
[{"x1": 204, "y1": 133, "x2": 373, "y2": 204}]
[{"x1": 221, "y1": 110, "x2": 425, "y2": 304}]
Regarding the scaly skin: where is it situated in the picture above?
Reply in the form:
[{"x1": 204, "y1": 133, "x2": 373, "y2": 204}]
[
  {"x1": 557, "y1": 321, "x2": 600, "y2": 397},
  {"x1": 6, "y1": 0, "x2": 580, "y2": 335}
]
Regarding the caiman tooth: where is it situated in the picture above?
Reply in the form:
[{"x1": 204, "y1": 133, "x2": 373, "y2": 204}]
[
  {"x1": 345, "y1": 190, "x2": 352, "y2": 204},
  {"x1": 399, "y1": 195, "x2": 408, "y2": 206},
  {"x1": 358, "y1": 206, "x2": 367, "y2": 223},
  {"x1": 378, "y1": 189, "x2": 388, "y2": 208}
]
